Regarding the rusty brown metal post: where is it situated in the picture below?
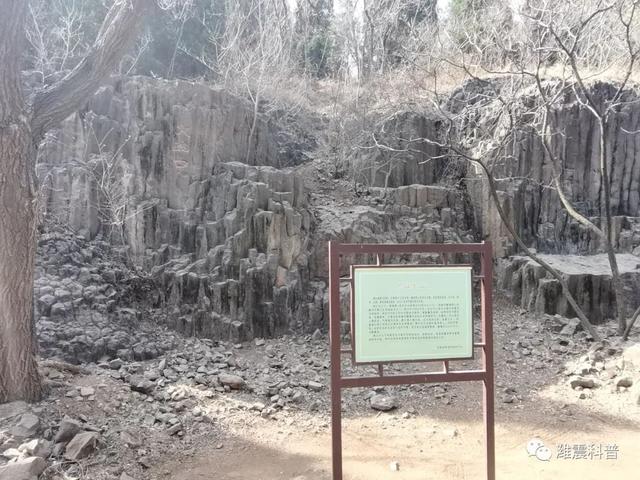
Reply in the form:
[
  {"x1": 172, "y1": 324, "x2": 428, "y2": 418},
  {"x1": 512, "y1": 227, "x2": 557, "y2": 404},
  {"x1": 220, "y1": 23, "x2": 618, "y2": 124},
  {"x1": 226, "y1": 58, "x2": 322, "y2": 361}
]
[
  {"x1": 329, "y1": 241, "x2": 343, "y2": 480},
  {"x1": 481, "y1": 242, "x2": 495, "y2": 480}
]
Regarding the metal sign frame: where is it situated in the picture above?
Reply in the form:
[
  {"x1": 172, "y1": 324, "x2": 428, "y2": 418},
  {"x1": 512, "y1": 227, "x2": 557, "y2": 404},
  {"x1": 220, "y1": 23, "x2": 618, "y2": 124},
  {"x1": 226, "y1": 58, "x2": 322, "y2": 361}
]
[
  {"x1": 350, "y1": 263, "x2": 475, "y2": 365},
  {"x1": 328, "y1": 241, "x2": 495, "y2": 480}
]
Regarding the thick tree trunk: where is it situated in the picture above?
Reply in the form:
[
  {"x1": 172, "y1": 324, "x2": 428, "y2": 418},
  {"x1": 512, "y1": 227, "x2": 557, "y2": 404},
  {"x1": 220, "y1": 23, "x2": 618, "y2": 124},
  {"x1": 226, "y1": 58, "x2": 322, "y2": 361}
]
[
  {"x1": 0, "y1": 121, "x2": 42, "y2": 403},
  {"x1": 0, "y1": 0, "x2": 152, "y2": 404},
  {"x1": 0, "y1": 0, "x2": 42, "y2": 403}
]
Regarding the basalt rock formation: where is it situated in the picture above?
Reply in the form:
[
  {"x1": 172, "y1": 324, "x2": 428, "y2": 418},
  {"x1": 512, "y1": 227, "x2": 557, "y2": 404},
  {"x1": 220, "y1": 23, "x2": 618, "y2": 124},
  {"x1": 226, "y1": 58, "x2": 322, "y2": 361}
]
[
  {"x1": 37, "y1": 77, "x2": 317, "y2": 349},
  {"x1": 35, "y1": 76, "x2": 640, "y2": 355},
  {"x1": 467, "y1": 81, "x2": 640, "y2": 258}
]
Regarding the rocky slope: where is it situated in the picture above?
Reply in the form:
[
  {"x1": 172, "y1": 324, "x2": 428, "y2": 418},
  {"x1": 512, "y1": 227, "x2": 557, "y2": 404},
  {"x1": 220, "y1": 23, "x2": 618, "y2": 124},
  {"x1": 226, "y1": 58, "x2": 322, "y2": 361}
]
[
  {"x1": 36, "y1": 76, "x2": 477, "y2": 350},
  {"x1": 35, "y1": 75, "x2": 640, "y2": 346}
]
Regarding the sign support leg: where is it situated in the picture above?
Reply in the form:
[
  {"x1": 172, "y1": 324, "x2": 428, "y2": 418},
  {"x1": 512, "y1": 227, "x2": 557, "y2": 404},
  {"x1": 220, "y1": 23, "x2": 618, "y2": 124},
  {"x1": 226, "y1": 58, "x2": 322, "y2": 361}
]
[
  {"x1": 482, "y1": 246, "x2": 496, "y2": 480},
  {"x1": 484, "y1": 378, "x2": 495, "y2": 480},
  {"x1": 329, "y1": 242, "x2": 343, "y2": 480}
]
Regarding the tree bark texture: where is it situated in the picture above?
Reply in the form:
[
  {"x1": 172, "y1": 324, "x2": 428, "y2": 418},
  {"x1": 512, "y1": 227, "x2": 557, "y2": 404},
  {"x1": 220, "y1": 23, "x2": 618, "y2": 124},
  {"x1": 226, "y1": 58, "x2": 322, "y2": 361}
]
[
  {"x1": 0, "y1": 0, "x2": 152, "y2": 403},
  {"x1": 0, "y1": 122, "x2": 42, "y2": 403}
]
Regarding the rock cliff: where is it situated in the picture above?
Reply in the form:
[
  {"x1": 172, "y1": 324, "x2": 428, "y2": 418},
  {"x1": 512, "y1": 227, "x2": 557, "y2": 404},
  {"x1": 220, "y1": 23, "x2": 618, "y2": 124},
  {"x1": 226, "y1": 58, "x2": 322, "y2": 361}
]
[{"x1": 35, "y1": 76, "x2": 640, "y2": 354}]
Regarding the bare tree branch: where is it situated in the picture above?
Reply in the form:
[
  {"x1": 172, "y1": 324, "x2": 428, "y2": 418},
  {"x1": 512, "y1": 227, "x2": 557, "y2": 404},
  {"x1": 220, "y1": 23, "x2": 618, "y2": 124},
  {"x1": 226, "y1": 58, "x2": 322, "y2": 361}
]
[{"x1": 31, "y1": 0, "x2": 155, "y2": 142}]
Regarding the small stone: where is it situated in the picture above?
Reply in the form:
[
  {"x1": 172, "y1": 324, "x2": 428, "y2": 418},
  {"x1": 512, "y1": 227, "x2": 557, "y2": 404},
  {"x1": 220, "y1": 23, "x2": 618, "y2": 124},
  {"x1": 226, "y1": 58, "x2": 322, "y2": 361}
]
[
  {"x1": 50, "y1": 302, "x2": 68, "y2": 316},
  {"x1": 311, "y1": 329, "x2": 322, "y2": 341},
  {"x1": 18, "y1": 439, "x2": 52, "y2": 458},
  {"x1": 218, "y1": 374, "x2": 245, "y2": 389},
  {"x1": 307, "y1": 381, "x2": 323, "y2": 392},
  {"x1": 129, "y1": 375, "x2": 155, "y2": 395},
  {"x1": 80, "y1": 386, "x2": 95, "y2": 397},
  {"x1": 0, "y1": 456, "x2": 47, "y2": 480},
  {"x1": 370, "y1": 394, "x2": 398, "y2": 412},
  {"x1": 570, "y1": 377, "x2": 596, "y2": 389},
  {"x1": 166, "y1": 424, "x2": 182, "y2": 436},
  {"x1": 255, "y1": 338, "x2": 265, "y2": 346},
  {"x1": 389, "y1": 461, "x2": 400, "y2": 471},
  {"x1": 120, "y1": 474, "x2": 136, "y2": 480},
  {"x1": 64, "y1": 432, "x2": 99, "y2": 460},
  {"x1": 616, "y1": 377, "x2": 633, "y2": 388},
  {"x1": 109, "y1": 358, "x2": 124, "y2": 370},
  {"x1": 37, "y1": 294, "x2": 56, "y2": 315},
  {"x1": 55, "y1": 417, "x2": 83, "y2": 443},
  {"x1": 560, "y1": 319, "x2": 580, "y2": 336},
  {"x1": 1, "y1": 448, "x2": 21, "y2": 459},
  {"x1": 10, "y1": 413, "x2": 40, "y2": 438},
  {"x1": 54, "y1": 288, "x2": 71, "y2": 300}
]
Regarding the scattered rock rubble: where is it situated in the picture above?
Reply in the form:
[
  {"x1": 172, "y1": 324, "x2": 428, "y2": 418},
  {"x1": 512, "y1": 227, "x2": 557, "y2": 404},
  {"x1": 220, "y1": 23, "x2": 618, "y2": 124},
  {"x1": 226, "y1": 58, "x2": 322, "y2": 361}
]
[
  {"x1": 563, "y1": 342, "x2": 640, "y2": 404},
  {"x1": 35, "y1": 224, "x2": 178, "y2": 364},
  {"x1": 5, "y1": 295, "x2": 640, "y2": 480}
]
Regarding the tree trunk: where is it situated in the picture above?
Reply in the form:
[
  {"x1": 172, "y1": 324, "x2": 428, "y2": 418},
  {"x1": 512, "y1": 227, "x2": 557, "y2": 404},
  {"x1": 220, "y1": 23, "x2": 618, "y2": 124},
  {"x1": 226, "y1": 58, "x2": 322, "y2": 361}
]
[
  {"x1": 0, "y1": 0, "x2": 152, "y2": 403},
  {"x1": 0, "y1": 120, "x2": 42, "y2": 403}
]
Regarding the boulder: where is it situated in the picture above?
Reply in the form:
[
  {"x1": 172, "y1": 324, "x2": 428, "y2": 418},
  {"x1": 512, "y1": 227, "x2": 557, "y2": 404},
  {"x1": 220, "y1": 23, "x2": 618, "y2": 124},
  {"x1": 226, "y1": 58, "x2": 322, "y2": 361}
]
[
  {"x1": 18, "y1": 439, "x2": 52, "y2": 459},
  {"x1": 10, "y1": 414, "x2": 41, "y2": 438},
  {"x1": 570, "y1": 377, "x2": 597, "y2": 389},
  {"x1": 128, "y1": 375, "x2": 155, "y2": 395},
  {"x1": 0, "y1": 456, "x2": 47, "y2": 480},
  {"x1": 54, "y1": 417, "x2": 83, "y2": 443},
  {"x1": 370, "y1": 394, "x2": 398, "y2": 411},
  {"x1": 64, "y1": 432, "x2": 100, "y2": 461},
  {"x1": 218, "y1": 374, "x2": 245, "y2": 389}
]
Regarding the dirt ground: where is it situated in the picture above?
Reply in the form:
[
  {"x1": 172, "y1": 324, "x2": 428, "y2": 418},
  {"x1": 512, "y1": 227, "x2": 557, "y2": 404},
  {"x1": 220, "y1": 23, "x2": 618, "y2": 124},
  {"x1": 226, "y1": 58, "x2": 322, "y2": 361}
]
[
  {"x1": 153, "y1": 416, "x2": 639, "y2": 480},
  {"x1": 10, "y1": 296, "x2": 639, "y2": 480},
  {"x1": 147, "y1": 295, "x2": 640, "y2": 480}
]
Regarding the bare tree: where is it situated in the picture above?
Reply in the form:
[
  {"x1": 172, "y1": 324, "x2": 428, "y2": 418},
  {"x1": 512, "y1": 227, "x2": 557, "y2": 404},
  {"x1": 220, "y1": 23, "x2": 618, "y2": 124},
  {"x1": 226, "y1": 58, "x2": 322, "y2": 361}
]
[
  {"x1": 0, "y1": 0, "x2": 156, "y2": 403},
  {"x1": 421, "y1": 0, "x2": 640, "y2": 338},
  {"x1": 336, "y1": 0, "x2": 640, "y2": 340}
]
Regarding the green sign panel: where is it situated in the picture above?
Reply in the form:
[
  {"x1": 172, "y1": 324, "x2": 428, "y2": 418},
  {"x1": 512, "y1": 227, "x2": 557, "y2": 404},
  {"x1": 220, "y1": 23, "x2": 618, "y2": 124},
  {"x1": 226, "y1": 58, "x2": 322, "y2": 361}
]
[{"x1": 353, "y1": 265, "x2": 473, "y2": 363}]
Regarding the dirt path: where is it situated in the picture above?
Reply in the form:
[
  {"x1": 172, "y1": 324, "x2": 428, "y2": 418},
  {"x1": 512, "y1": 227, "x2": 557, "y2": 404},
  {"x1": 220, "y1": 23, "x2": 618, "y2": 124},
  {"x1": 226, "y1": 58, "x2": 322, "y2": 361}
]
[{"x1": 153, "y1": 408, "x2": 639, "y2": 480}]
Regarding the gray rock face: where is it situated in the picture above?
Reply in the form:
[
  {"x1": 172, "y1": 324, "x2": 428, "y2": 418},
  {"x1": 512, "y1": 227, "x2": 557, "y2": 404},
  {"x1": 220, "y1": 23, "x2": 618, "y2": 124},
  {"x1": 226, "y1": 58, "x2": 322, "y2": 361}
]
[
  {"x1": 469, "y1": 83, "x2": 640, "y2": 258},
  {"x1": 34, "y1": 226, "x2": 179, "y2": 363},
  {"x1": 498, "y1": 254, "x2": 640, "y2": 323},
  {"x1": 34, "y1": 76, "x2": 640, "y2": 342},
  {"x1": 353, "y1": 111, "x2": 446, "y2": 188},
  {"x1": 37, "y1": 77, "x2": 315, "y2": 343}
]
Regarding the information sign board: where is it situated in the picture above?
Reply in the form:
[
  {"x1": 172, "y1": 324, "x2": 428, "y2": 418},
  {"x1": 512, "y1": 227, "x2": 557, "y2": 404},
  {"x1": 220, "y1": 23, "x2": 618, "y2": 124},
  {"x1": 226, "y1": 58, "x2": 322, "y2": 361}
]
[{"x1": 353, "y1": 265, "x2": 473, "y2": 363}]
